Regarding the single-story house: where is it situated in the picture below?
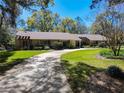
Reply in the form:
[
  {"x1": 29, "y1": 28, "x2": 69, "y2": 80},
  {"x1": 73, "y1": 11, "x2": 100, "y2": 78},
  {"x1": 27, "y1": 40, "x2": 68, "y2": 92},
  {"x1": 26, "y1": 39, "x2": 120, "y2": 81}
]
[
  {"x1": 78, "y1": 34, "x2": 107, "y2": 45},
  {"x1": 16, "y1": 31, "x2": 107, "y2": 49},
  {"x1": 16, "y1": 31, "x2": 81, "y2": 49}
]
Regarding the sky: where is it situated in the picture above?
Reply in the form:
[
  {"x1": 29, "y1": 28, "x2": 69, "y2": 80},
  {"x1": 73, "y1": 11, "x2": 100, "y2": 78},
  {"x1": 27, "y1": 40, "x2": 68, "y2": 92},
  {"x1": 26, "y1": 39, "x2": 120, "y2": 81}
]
[{"x1": 19, "y1": 0, "x2": 93, "y2": 27}]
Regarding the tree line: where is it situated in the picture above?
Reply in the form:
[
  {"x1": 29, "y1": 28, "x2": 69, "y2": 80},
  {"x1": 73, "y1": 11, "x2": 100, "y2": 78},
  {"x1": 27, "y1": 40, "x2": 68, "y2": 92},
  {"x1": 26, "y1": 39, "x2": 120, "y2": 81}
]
[{"x1": 18, "y1": 9, "x2": 88, "y2": 34}]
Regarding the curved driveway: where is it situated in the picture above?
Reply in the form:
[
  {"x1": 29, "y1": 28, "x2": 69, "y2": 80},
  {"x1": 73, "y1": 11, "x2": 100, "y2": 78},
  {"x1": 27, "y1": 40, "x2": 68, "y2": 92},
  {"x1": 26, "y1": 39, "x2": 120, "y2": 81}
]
[{"x1": 0, "y1": 48, "x2": 87, "y2": 93}]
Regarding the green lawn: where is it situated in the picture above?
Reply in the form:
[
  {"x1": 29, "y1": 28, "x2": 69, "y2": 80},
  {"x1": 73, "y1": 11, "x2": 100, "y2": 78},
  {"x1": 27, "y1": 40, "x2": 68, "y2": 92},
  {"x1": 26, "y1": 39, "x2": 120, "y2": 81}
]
[
  {"x1": 61, "y1": 49, "x2": 124, "y2": 92},
  {"x1": 0, "y1": 50, "x2": 47, "y2": 73},
  {"x1": 61, "y1": 49, "x2": 124, "y2": 70},
  {"x1": 7, "y1": 50, "x2": 47, "y2": 63}
]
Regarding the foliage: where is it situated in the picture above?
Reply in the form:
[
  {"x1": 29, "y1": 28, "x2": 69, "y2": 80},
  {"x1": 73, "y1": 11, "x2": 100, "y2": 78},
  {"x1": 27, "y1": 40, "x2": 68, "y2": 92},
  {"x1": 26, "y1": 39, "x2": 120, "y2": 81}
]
[
  {"x1": 0, "y1": 50, "x2": 47, "y2": 73},
  {"x1": 0, "y1": 0, "x2": 54, "y2": 28},
  {"x1": 27, "y1": 10, "x2": 88, "y2": 34},
  {"x1": 100, "y1": 49, "x2": 113, "y2": 57},
  {"x1": 91, "y1": 21, "x2": 102, "y2": 34},
  {"x1": 90, "y1": 0, "x2": 124, "y2": 9},
  {"x1": 27, "y1": 10, "x2": 61, "y2": 32},
  {"x1": 0, "y1": 25, "x2": 14, "y2": 49},
  {"x1": 50, "y1": 41, "x2": 63, "y2": 50},
  {"x1": 92, "y1": 9, "x2": 124, "y2": 56},
  {"x1": 0, "y1": 51, "x2": 13, "y2": 58},
  {"x1": 0, "y1": 0, "x2": 53, "y2": 50},
  {"x1": 27, "y1": 10, "x2": 60, "y2": 32},
  {"x1": 75, "y1": 17, "x2": 88, "y2": 34},
  {"x1": 67, "y1": 42, "x2": 76, "y2": 49},
  {"x1": 33, "y1": 46, "x2": 50, "y2": 50},
  {"x1": 106, "y1": 66, "x2": 123, "y2": 78},
  {"x1": 100, "y1": 49, "x2": 124, "y2": 59},
  {"x1": 60, "y1": 17, "x2": 88, "y2": 34},
  {"x1": 60, "y1": 18, "x2": 76, "y2": 33},
  {"x1": 61, "y1": 49, "x2": 124, "y2": 70},
  {"x1": 17, "y1": 19, "x2": 27, "y2": 31},
  {"x1": 98, "y1": 42, "x2": 107, "y2": 48},
  {"x1": 33, "y1": 46, "x2": 44, "y2": 50}
]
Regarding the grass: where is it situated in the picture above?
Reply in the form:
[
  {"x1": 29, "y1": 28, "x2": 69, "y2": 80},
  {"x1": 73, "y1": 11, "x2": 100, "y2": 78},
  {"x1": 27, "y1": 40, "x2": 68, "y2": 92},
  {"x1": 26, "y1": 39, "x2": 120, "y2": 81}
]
[
  {"x1": 6, "y1": 50, "x2": 47, "y2": 63},
  {"x1": 61, "y1": 49, "x2": 124, "y2": 92},
  {"x1": 0, "y1": 50, "x2": 47, "y2": 73},
  {"x1": 61, "y1": 49, "x2": 124, "y2": 70}
]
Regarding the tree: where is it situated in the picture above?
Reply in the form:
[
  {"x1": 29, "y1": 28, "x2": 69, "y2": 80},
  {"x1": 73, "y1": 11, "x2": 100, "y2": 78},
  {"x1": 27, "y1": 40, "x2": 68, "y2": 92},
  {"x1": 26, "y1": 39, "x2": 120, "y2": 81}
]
[
  {"x1": 60, "y1": 18, "x2": 77, "y2": 33},
  {"x1": 75, "y1": 17, "x2": 88, "y2": 34},
  {"x1": 0, "y1": 0, "x2": 53, "y2": 48},
  {"x1": 90, "y1": 0, "x2": 124, "y2": 9},
  {"x1": 0, "y1": 0, "x2": 54, "y2": 28},
  {"x1": 91, "y1": 14, "x2": 103, "y2": 34},
  {"x1": 52, "y1": 13, "x2": 61, "y2": 32},
  {"x1": 17, "y1": 19, "x2": 27, "y2": 31},
  {"x1": 27, "y1": 14, "x2": 88, "y2": 34},
  {"x1": 60, "y1": 17, "x2": 88, "y2": 34},
  {"x1": 27, "y1": 10, "x2": 60, "y2": 32},
  {"x1": 92, "y1": 9, "x2": 124, "y2": 56},
  {"x1": 0, "y1": 25, "x2": 14, "y2": 49}
]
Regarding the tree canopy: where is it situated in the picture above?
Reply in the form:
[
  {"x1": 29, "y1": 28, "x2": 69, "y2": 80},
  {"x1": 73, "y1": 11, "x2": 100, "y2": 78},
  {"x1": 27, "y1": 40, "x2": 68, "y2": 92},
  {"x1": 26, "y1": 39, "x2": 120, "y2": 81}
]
[
  {"x1": 27, "y1": 9, "x2": 61, "y2": 32},
  {"x1": 0, "y1": 0, "x2": 54, "y2": 28},
  {"x1": 27, "y1": 10, "x2": 88, "y2": 34},
  {"x1": 92, "y1": 9, "x2": 124, "y2": 56},
  {"x1": 90, "y1": 0, "x2": 124, "y2": 9}
]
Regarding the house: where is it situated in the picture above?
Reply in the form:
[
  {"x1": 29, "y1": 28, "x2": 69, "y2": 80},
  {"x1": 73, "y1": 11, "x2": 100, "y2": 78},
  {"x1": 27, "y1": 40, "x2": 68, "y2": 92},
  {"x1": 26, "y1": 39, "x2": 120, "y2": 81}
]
[
  {"x1": 78, "y1": 34, "x2": 107, "y2": 45},
  {"x1": 16, "y1": 31, "x2": 107, "y2": 49},
  {"x1": 16, "y1": 31, "x2": 81, "y2": 49}
]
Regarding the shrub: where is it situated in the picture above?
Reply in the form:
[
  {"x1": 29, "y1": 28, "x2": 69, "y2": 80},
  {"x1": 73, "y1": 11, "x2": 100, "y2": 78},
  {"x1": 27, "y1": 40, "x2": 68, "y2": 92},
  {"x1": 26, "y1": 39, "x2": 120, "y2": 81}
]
[
  {"x1": 0, "y1": 51, "x2": 13, "y2": 58},
  {"x1": 100, "y1": 50, "x2": 113, "y2": 58},
  {"x1": 33, "y1": 46, "x2": 50, "y2": 50},
  {"x1": 29, "y1": 45, "x2": 34, "y2": 50},
  {"x1": 100, "y1": 49, "x2": 124, "y2": 59},
  {"x1": 51, "y1": 41, "x2": 63, "y2": 50},
  {"x1": 67, "y1": 42, "x2": 76, "y2": 49},
  {"x1": 0, "y1": 51, "x2": 14, "y2": 64},
  {"x1": 98, "y1": 42, "x2": 107, "y2": 48},
  {"x1": 33, "y1": 46, "x2": 43, "y2": 50},
  {"x1": 106, "y1": 66, "x2": 122, "y2": 78}
]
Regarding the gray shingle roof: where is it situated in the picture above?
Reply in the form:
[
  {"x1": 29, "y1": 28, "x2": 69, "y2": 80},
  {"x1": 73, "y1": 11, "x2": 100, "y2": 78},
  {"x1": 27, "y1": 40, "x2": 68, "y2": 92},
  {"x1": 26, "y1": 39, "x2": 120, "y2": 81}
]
[
  {"x1": 78, "y1": 34, "x2": 106, "y2": 41},
  {"x1": 16, "y1": 31, "x2": 81, "y2": 41}
]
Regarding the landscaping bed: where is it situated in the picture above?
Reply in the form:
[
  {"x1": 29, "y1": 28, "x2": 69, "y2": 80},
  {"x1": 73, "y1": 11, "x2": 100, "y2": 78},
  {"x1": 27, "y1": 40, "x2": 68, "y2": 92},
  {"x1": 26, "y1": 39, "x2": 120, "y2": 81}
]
[{"x1": 85, "y1": 72, "x2": 124, "y2": 93}]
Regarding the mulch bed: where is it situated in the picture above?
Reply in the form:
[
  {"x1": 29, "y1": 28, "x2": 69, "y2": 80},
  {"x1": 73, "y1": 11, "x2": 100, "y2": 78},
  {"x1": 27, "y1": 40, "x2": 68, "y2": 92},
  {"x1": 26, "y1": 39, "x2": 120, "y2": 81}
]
[{"x1": 84, "y1": 72, "x2": 124, "y2": 93}]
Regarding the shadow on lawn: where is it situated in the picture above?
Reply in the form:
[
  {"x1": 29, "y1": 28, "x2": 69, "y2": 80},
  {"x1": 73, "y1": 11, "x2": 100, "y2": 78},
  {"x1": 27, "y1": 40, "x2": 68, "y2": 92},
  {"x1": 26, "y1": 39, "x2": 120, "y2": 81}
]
[
  {"x1": 0, "y1": 51, "x2": 14, "y2": 63},
  {"x1": 61, "y1": 60, "x2": 104, "y2": 93},
  {"x1": 0, "y1": 58, "x2": 26, "y2": 74},
  {"x1": 0, "y1": 51, "x2": 26, "y2": 74}
]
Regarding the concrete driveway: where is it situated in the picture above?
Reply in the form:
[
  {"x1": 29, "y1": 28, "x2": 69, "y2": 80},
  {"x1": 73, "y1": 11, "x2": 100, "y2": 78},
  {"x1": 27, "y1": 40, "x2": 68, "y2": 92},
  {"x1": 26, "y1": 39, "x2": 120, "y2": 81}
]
[{"x1": 0, "y1": 48, "x2": 87, "y2": 93}]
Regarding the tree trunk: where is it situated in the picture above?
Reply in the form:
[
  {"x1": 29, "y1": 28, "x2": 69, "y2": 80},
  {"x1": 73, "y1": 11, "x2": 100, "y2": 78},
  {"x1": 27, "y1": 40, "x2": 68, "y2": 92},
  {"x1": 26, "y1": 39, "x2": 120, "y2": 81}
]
[
  {"x1": 117, "y1": 45, "x2": 121, "y2": 56},
  {"x1": 112, "y1": 48, "x2": 117, "y2": 56}
]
